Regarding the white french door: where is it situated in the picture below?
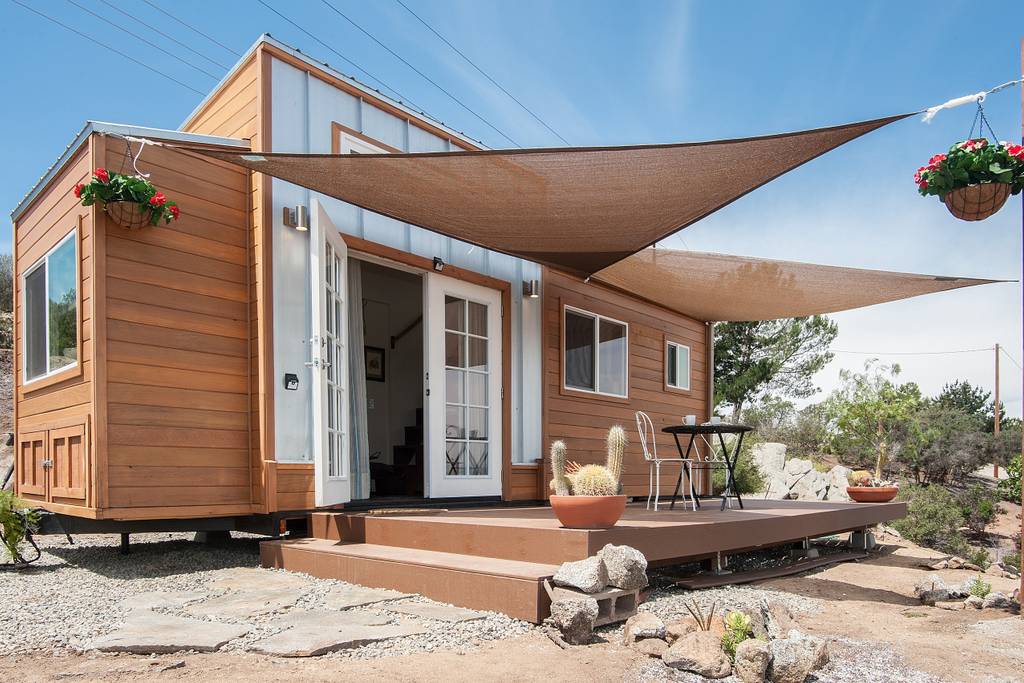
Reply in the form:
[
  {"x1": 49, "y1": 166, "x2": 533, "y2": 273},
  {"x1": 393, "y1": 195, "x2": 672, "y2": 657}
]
[
  {"x1": 310, "y1": 200, "x2": 352, "y2": 507},
  {"x1": 424, "y1": 273, "x2": 502, "y2": 498}
]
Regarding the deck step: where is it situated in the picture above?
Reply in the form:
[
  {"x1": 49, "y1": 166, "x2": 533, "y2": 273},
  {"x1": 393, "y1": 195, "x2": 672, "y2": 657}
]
[{"x1": 260, "y1": 538, "x2": 557, "y2": 622}]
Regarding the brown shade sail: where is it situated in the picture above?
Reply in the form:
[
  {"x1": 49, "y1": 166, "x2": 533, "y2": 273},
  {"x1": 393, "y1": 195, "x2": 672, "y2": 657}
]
[
  {"x1": 594, "y1": 248, "x2": 1003, "y2": 322},
  {"x1": 186, "y1": 113, "x2": 910, "y2": 277}
]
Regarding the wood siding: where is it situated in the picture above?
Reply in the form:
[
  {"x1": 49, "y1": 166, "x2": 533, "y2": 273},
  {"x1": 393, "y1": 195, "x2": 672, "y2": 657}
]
[
  {"x1": 99, "y1": 139, "x2": 255, "y2": 516},
  {"x1": 182, "y1": 49, "x2": 273, "y2": 511},
  {"x1": 542, "y1": 268, "x2": 710, "y2": 498},
  {"x1": 13, "y1": 142, "x2": 95, "y2": 508},
  {"x1": 276, "y1": 463, "x2": 314, "y2": 511}
]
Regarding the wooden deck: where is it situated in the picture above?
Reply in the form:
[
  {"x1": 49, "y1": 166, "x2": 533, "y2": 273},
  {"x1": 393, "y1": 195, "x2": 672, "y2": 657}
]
[{"x1": 260, "y1": 499, "x2": 906, "y2": 622}]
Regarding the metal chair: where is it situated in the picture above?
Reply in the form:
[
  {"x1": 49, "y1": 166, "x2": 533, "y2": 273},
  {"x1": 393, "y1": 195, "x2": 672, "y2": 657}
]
[{"x1": 635, "y1": 411, "x2": 698, "y2": 511}]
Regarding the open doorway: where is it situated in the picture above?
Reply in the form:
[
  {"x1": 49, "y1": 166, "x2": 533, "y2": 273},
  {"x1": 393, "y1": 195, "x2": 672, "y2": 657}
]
[{"x1": 358, "y1": 259, "x2": 424, "y2": 498}]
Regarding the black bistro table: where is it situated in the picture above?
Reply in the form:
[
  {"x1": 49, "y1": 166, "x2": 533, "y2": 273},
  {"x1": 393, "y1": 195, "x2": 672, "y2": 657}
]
[{"x1": 661, "y1": 423, "x2": 754, "y2": 511}]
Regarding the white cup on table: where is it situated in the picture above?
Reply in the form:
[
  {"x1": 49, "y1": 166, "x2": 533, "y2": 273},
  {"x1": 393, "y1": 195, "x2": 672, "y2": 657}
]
[
  {"x1": 709, "y1": 416, "x2": 722, "y2": 426},
  {"x1": 684, "y1": 415, "x2": 697, "y2": 425}
]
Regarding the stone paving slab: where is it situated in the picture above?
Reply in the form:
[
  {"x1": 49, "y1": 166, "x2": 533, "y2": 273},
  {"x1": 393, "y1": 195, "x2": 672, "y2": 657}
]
[
  {"x1": 383, "y1": 601, "x2": 486, "y2": 623},
  {"x1": 321, "y1": 584, "x2": 413, "y2": 610},
  {"x1": 184, "y1": 588, "x2": 302, "y2": 620},
  {"x1": 208, "y1": 567, "x2": 310, "y2": 591},
  {"x1": 250, "y1": 608, "x2": 421, "y2": 658},
  {"x1": 120, "y1": 591, "x2": 208, "y2": 611},
  {"x1": 85, "y1": 610, "x2": 249, "y2": 654}
]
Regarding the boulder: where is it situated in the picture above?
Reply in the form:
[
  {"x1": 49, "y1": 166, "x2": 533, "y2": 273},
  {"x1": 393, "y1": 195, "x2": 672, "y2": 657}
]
[
  {"x1": 946, "y1": 556, "x2": 965, "y2": 570},
  {"x1": 552, "y1": 556, "x2": 608, "y2": 593},
  {"x1": 762, "y1": 473, "x2": 791, "y2": 500},
  {"x1": 598, "y1": 544, "x2": 649, "y2": 590},
  {"x1": 662, "y1": 631, "x2": 732, "y2": 679},
  {"x1": 633, "y1": 638, "x2": 669, "y2": 658},
  {"x1": 914, "y1": 576, "x2": 951, "y2": 604},
  {"x1": 788, "y1": 470, "x2": 829, "y2": 501},
  {"x1": 784, "y1": 458, "x2": 813, "y2": 477},
  {"x1": 982, "y1": 592, "x2": 1012, "y2": 609},
  {"x1": 664, "y1": 619, "x2": 696, "y2": 643},
  {"x1": 760, "y1": 600, "x2": 797, "y2": 640},
  {"x1": 734, "y1": 637, "x2": 772, "y2": 683},
  {"x1": 548, "y1": 598, "x2": 599, "y2": 645},
  {"x1": 965, "y1": 595, "x2": 984, "y2": 609},
  {"x1": 826, "y1": 465, "x2": 853, "y2": 493},
  {"x1": 986, "y1": 564, "x2": 1013, "y2": 579},
  {"x1": 751, "y1": 443, "x2": 787, "y2": 475},
  {"x1": 769, "y1": 631, "x2": 828, "y2": 683},
  {"x1": 934, "y1": 600, "x2": 964, "y2": 611},
  {"x1": 622, "y1": 612, "x2": 666, "y2": 644},
  {"x1": 824, "y1": 484, "x2": 849, "y2": 502}
]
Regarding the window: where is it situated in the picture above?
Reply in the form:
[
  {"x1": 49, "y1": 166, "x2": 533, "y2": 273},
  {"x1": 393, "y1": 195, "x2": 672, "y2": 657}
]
[
  {"x1": 24, "y1": 230, "x2": 77, "y2": 383},
  {"x1": 666, "y1": 341, "x2": 691, "y2": 391},
  {"x1": 563, "y1": 306, "x2": 628, "y2": 397}
]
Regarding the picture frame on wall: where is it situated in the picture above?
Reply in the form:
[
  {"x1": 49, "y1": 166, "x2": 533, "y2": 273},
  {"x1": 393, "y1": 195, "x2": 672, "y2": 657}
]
[{"x1": 365, "y1": 346, "x2": 385, "y2": 382}]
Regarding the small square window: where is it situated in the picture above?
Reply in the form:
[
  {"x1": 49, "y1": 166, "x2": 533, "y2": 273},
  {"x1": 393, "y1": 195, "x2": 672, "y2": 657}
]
[
  {"x1": 563, "y1": 306, "x2": 628, "y2": 398},
  {"x1": 666, "y1": 341, "x2": 690, "y2": 391},
  {"x1": 23, "y1": 230, "x2": 78, "y2": 383}
]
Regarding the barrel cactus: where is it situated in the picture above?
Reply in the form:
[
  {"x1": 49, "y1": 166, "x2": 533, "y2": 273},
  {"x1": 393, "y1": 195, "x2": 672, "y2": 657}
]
[
  {"x1": 550, "y1": 440, "x2": 571, "y2": 496},
  {"x1": 571, "y1": 464, "x2": 619, "y2": 496},
  {"x1": 548, "y1": 426, "x2": 626, "y2": 496}
]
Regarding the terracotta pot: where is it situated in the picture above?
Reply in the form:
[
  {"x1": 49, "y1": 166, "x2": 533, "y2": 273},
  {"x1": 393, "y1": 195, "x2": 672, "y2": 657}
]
[
  {"x1": 846, "y1": 486, "x2": 899, "y2": 503},
  {"x1": 549, "y1": 495, "x2": 627, "y2": 529},
  {"x1": 104, "y1": 201, "x2": 151, "y2": 230},
  {"x1": 943, "y1": 183, "x2": 1011, "y2": 221}
]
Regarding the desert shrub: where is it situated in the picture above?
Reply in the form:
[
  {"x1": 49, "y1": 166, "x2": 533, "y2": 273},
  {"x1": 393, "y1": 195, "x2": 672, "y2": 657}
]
[
  {"x1": 997, "y1": 454, "x2": 1021, "y2": 503},
  {"x1": 967, "y1": 576, "x2": 991, "y2": 598},
  {"x1": 0, "y1": 490, "x2": 40, "y2": 563},
  {"x1": 959, "y1": 484, "x2": 998, "y2": 536},
  {"x1": 0, "y1": 312, "x2": 11, "y2": 349},
  {"x1": 899, "y1": 405, "x2": 991, "y2": 485},
  {"x1": 711, "y1": 450, "x2": 765, "y2": 495},
  {"x1": 963, "y1": 546, "x2": 991, "y2": 570},
  {"x1": 890, "y1": 485, "x2": 969, "y2": 555},
  {"x1": 721, "y1": 610, "x2": 753, "y2": 662},
  {"x1": 1003, "y1": 550, "x2": 1020, "y2": 572}
]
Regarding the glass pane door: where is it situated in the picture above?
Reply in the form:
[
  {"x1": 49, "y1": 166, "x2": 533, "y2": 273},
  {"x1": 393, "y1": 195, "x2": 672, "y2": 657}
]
[{"x1": 444, "y1": 296, "x2": 490, "y2": 477}]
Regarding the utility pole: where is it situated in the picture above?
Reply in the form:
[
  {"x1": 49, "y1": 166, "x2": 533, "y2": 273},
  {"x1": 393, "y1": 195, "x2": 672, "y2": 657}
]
[
  {"x1": 1018, "y1": 37, "x2": 1022, "y2": 603},
  {"x1": 994, "y1": 343, "x2": 1000, "y2": 478}
]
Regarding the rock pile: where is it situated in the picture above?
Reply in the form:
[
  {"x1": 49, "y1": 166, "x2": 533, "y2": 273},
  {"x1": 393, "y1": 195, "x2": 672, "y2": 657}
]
[
  {"x1": 546, "y1": 544, "x2": 648, "y2": 644},
  {"x1": 622, "y1": 598, "x2": 829, "y2": 682},
  {"x1": 751, "y1": 443, "x2": 851, "y2": 501},
  {"x1": 913, "y1": 575, "x2": 1020, "y2": 611}
]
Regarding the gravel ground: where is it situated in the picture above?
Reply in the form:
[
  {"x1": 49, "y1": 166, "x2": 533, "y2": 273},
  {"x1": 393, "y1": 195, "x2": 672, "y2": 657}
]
[{"x1": 0, "y1": 532, "x2": 531, "y2": 658}]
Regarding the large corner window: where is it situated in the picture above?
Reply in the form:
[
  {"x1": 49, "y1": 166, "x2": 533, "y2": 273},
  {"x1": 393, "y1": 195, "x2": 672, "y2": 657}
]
[
  {"x1": 24, "y1": 230, "x2": 78, "y2": 383},
  {"x1": 666, "y1": 340, "x2": 691, "y2": 391},
  {"x1": 563, "y1": 306, "x2": 628, "y2": 398}
]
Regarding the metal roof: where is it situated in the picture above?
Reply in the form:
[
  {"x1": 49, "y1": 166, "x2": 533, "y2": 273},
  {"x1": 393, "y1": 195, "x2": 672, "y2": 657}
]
[
  {"x1": 181, "y1": 34, "x2": 486, "y2": 150},
  {"x1": 10, "y1": 121, "x2": 248, "y2": 223}
]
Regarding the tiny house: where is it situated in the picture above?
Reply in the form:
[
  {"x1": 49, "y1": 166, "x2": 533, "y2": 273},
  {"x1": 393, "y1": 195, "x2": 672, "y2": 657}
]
[{"x1": 11, "y1": 37, "x2": 713, "y2": 528}]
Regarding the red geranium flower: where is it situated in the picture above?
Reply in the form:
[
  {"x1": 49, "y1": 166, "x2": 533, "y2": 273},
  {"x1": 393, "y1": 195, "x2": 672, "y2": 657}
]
[
  {"x1": 168, "y1": 205, "x2": 180, "y2": 220},
  {"x1": 94, "y1": 168, "x2": 109, "y2": 183},
  {"x1": 149, "y1": 192, "x2": 166, "y2": 207},
  {"x1": 920, "y1": 180, "x2": 928, "y2": 190},
  {"x1": 73, "y1": 183, "x2": 84, "y2": 198}
]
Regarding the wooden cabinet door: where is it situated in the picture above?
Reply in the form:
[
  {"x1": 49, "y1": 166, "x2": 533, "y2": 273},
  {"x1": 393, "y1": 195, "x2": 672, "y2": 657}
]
[
  {"x1": 17, "y1": 431, "x2": 48, "y2": 498},
  {"x1": 48, "y1": 424, "x2": 87, "y2": 502}
]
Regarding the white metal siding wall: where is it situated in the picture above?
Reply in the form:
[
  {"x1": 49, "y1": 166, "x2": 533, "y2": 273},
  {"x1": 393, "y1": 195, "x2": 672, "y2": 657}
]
[{"x1": 270, "y1": 58, "x2": 543, "y2": 466}]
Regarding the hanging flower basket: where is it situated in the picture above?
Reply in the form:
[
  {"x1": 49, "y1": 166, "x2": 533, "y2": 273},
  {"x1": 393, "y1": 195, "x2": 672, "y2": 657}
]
[
  {"x1": 915, "y1": 139, "x2": 1024, "y2": 222},
  {"x1": 74, "y1": 168, "x2": 179, "y2": 229}
]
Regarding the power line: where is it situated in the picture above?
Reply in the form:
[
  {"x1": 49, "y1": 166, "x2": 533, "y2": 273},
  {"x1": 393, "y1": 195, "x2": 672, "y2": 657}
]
[
  {"x1": 96, "y1": 0, "x2": 230, "y2": 70},
  {"x1": 64, "y1": 0, "x2": 220, "y2": 80},
  {"x1": 319, "y1": 0, "x2": 520, "y2": 147},
  {"x1": 139, "y1": 0, "x2": 242, "y2": 58},
  {"x1": 255, "y1": 0, "x2": 426, "y2": 113},
  {"x1": 1001, "y1": 347, "x2": 1023, "y2": 371},
  {"x1": 832, "y1": 347, "x2": 995, "y2": 356},
  {"x1": 9, "y1": 0, "x2": 205, "y2": 96},
  {"x1": 393, "y1": 0, "x2": 568, "y2": 145}
]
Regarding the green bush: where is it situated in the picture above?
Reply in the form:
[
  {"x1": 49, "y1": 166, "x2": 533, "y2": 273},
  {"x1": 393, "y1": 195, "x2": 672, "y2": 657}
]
[
  {"x1": 967, "y1": 575, "x2": 992, "y2": 599},
  {"x1": 997, "y1": 454, "x2": 1021, "y2": 503},
  {"x1": 890, "y1": 485, "x2": 969, "y2": 555},
  {"x1": 712, "y1": 453, "x2": 765, "y2": 495},
  {"x1": 0, "y1": 491, "x2": 40, "y2": 563},
  {"x1": 959, "y1": 484, "x2": 998, "y2": 536},
  {"x1": 721, "y1": 611, "x2": 753, "y2": 662}
]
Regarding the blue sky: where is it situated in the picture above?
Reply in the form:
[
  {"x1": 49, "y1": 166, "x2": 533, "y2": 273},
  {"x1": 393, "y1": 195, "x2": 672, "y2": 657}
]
[{"x1": 2, "y1": 0, "x2": 1021, "y2": 414}]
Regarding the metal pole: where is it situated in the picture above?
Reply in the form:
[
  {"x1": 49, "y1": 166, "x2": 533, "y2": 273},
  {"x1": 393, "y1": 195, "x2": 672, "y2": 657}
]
[
  {"x1": 994, "y1": 343, "x2": 1000, "y2": 478},
  {"x1": 1018, "y1": 37, "x2": 1023, "y2": 602}
]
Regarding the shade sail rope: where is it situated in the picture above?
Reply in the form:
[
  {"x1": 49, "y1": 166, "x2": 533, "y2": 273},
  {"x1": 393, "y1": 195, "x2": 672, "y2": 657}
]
[{"x1": 921, "y1": 76, "x2": 1024, "y2": 123}]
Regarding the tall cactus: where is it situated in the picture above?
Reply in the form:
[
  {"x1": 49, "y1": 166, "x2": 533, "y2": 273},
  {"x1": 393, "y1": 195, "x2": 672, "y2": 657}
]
[
  {"x1": 550, "y1": 440, "x2": 571, "y2": 496},
  {"x1": 605, "y1": 425, "x2": 625, "y2": 484}
]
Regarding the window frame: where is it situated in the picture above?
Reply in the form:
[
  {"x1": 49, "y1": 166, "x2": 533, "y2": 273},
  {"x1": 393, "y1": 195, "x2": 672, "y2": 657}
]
[
  {"x1": 22, "y1": 227, "x2": 80, "y2": 387},
  {"x1": 664, "y1": 338, "x2": 692, "y2": 393},
  {"x1": 561, "y1": 304, "x2": 629, "y2": 399}
]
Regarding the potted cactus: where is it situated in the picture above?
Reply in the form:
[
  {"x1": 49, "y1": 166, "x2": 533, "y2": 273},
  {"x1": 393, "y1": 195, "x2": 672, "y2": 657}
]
[
  {"x1": 548, "y1": 426, "x2": 627, "y2": 528},
  {"x1": 845, "y1": 444, "x2": 899, "y2": 503}
]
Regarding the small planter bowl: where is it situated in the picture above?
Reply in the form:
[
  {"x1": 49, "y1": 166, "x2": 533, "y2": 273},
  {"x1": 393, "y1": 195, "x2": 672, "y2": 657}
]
[
  {"x1": 549, "y1": 495, "x2": 627, "y2": 529},
  {"x1": 104, "y1": 201, "x2": 150, "y2": 230},
  {"x1": 943, "y1": 182, "x2": 1012, "y2": 221},
  {"x1": 846, "y1": 486, "x2": 899, "y2": 503}
]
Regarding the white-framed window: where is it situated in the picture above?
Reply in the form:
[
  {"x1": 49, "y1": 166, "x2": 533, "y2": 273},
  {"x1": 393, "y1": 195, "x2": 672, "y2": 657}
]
[
  {"x1": 563, "y1": 305, "x2": 628, "y2": 398},
  {"x1": 23, "y1": 229, "x2": 78, "y2": 383},
  {"x1": 337, "y1": 130, "x2": 389, "y2": 155},
  {"x1": 666, "y1": 340, "x2": 691, "y2": 391}
]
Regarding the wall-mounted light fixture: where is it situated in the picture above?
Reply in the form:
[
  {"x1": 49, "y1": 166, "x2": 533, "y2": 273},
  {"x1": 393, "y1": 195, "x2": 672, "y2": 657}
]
[
  {"x1": 283, "y1": 205, "x2": 309, "y2": 231},
  {"x1": 432, "y1": 257, "x2": 445, "y2": 272},
  {"x1": 522, "y1": 279, "x2": 540, "y2": 299}
]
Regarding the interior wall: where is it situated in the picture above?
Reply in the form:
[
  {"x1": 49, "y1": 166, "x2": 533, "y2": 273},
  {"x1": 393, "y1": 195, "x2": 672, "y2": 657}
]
[{"x1": 359, "y1": 261, "x2": 423, "y2": 468}]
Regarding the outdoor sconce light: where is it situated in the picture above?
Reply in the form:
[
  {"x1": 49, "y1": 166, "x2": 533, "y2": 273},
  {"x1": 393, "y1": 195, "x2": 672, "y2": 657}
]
[
  {"x1": 283, "y1": 205, "x2": 309, "y2": 231},
  {"x1": 523, "y1": 279, "x2": 540, "y2": 299},
  {"x1": 432, "y1": 257, "x2": 445, "y2": 272}
]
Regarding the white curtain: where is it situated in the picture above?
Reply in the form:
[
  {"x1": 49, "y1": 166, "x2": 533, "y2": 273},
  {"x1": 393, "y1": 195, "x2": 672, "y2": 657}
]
[{"x1": 348, "y1": 259, "x2": 371, "y2": 499}]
